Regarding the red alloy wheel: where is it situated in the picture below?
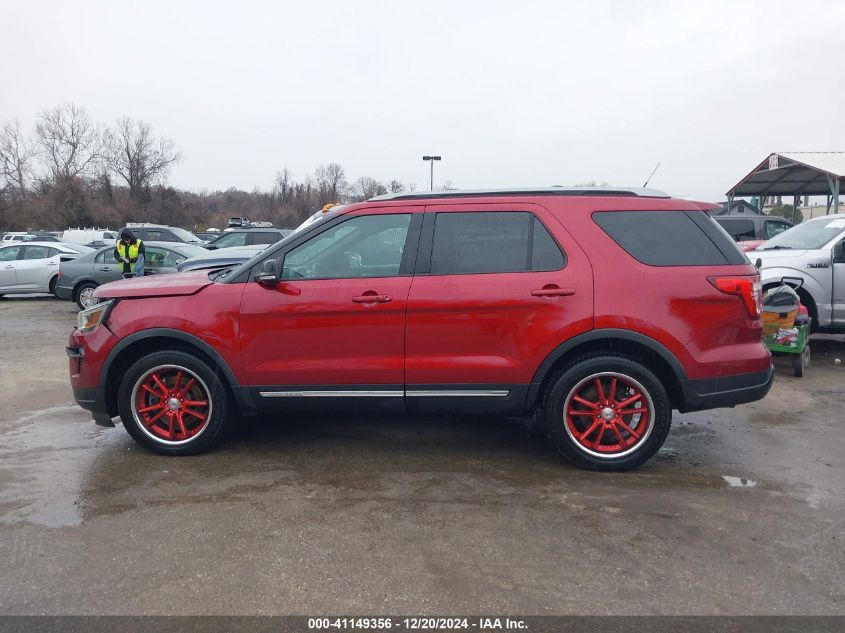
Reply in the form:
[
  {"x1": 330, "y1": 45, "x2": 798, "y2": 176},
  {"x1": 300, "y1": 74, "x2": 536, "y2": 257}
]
[
  {"x1": 563, "y1": 372, "x2": 655, "y2": 459},
  {"x1": 131, "y1": 365, "x2": 212, "y2": 444}
]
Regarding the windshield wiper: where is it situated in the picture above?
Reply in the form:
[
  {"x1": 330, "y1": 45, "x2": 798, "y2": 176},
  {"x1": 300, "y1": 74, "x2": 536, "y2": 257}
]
[{"x1": 761, "y1": 245, "x2": 794, "y2": 251}]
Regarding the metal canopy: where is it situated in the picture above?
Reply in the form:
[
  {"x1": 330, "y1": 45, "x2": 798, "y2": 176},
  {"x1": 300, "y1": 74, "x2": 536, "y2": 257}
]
[{"x1": 726, "y1": 152, "x2": 843, "y2": 215}]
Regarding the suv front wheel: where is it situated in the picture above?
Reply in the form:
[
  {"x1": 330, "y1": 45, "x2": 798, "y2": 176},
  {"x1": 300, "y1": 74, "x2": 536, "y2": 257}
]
[
  {"x1": 118, "y1": 350, "x2": 229, "y2": 455},
  {"x1": 543, "y1": 353, "x2": 671, "y2": 471}
]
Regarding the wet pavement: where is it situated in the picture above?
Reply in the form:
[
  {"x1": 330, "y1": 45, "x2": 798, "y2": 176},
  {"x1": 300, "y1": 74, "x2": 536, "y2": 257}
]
[{"x1": 0, "y1": 296, "x2": 843, "y2": 614}]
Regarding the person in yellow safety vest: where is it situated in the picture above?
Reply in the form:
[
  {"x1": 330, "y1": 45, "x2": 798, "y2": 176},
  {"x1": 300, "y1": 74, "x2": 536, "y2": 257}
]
[{"x1": 114, "y1": 229, "x2": 146, "y2": 277}]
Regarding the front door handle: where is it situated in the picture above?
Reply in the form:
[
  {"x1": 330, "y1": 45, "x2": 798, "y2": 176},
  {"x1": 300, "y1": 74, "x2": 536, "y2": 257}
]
[
  {"x1": 531, "y1": 285, "x2": 576, "y2": 297},
  {"x1": 352, "y1": 292, "x2": 392, "y2": 304}
]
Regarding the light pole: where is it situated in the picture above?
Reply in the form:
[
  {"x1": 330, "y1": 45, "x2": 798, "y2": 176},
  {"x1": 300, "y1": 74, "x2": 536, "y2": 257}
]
[{"x1": 422, "y1": 155, "x2": 441, "y2": 191}]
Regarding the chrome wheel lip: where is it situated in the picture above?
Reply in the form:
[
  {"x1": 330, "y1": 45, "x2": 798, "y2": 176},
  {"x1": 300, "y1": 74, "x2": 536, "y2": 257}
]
[
  {"x1": 130, "y1": 364, "x2": 213, "y2": 446},
  {"x1": 562, "y1": 371, "x2": 656, "y2": 460}
]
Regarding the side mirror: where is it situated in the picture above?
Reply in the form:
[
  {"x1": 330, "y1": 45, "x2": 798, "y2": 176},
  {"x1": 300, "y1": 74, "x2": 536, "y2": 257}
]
[{"x1": 254, "y1": 259, "x2": 278, "y2": 284}]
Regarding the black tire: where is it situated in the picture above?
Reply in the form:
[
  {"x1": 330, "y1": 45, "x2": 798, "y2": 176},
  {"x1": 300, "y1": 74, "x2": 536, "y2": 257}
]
[
  {"x1": 792, "y1": 348, "x2": 808, "y2": 378},
  {"x1": 75, "y1": 282, "x2": 99, "y2": 310},
  {"x1": 542, "y1": 353, "x2": 672, "y2": 471},
  {"x1": 117, "y1": 350, "x2": 229, "y2": 455},
  {"x1": 49, "y1": 275, "x2": 58, "y2": 296}
]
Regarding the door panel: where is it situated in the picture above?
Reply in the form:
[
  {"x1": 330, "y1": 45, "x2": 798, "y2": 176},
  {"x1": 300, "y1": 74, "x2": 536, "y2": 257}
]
[
  {"x1": 17, "y1": 246, "x2": 57, "y2": 290},
  {"x1": 405, "y1": 204, "x2": 594, "y2": 397},
  {"x1": 833, "y1": 239, "x2": 845, "y2": 325},
  {"x1": 0, "y1": 246, "x2": 21, "y2": 288},
  {"x1": 239, "y1": 209, "x2": 422, "y2": 400}
]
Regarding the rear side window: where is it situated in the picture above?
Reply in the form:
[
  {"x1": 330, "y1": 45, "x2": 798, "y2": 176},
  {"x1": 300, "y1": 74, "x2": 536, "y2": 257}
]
[
  {"x1": 594, "y1": 211, "x2": 744, "y2": 266},
  {"x1": 430, "y1": 212, "x2": 565, "y2": 275}
]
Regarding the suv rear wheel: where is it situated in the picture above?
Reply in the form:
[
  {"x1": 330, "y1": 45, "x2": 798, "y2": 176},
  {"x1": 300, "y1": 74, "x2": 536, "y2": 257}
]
[
  {"x1": 117, "y1": 350, "x2": 229, "y2": 455},
  {"x1": 543, "y1": 353, "x2": 671, "y2": 471}
]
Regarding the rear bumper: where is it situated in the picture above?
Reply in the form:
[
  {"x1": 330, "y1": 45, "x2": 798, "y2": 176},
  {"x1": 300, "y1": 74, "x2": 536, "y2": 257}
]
[
  {"x1": 55, "y1": 284, "x2": 73, "y2": 301},
  {"x1": 72, "y1": 386, "x2": 115, "y2": 427},
  {"x1": 678, "y1": 365, "x2": 774, "y2": 413}
]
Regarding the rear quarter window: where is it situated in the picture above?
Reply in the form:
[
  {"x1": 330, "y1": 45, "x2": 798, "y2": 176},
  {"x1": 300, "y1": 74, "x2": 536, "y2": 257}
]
[{"x1": 594, "y1": 210, "x2": 746, "y2": 266}]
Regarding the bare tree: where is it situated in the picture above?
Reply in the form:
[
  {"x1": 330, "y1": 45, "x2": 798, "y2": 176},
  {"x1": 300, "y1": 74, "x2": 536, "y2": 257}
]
[
  {"x1": 387, "y1": 179, "x2": 405, "y2": 194},
  {"x1": 35, "y1": 103, "x2": 103, "y2": 181},
  {"x1": 350, "y1": 176, "x2": 387, "y2": 201},
  {"x1": 314, "y1": 163, "x2": 347, "y2": 204},
  {"x1": 274, "y1": 168, "x2": 292, "y2": 203},
  {"x1": 105, "y1": 117, "x2": 182, "y2": 203},
  {"x1": 0, "y1": 120, "x2": 33, "y2": 199}
]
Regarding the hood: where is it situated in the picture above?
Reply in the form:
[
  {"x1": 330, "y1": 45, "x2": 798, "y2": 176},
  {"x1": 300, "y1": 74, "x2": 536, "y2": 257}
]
[
  {"x1": 93, "y1": 271, "x2": 213, "y2": 299},
  {"x1": 751, "y1": 248, "x2": 809, "y2": 262}
]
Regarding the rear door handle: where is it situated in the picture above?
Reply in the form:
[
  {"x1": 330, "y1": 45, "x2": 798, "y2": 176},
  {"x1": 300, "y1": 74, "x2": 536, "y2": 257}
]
[
  {"x1": 352, "y1": 292, "x2": 392, "y2": 304},
  {"x1": 531, "y1": 285, "x2": 576, "y2": 297},
  {"x1": 98, "y1": 267, "x2": 114, "y2": 271}
]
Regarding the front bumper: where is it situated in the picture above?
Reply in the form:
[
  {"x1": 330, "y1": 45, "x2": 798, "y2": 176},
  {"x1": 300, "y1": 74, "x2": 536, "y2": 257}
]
[
  {"x1": 72, "y1": 385, "x2": 114, "y2": 426},
  {"x1": 678, "y1": 365, "x2": 774, "y2": 413}
]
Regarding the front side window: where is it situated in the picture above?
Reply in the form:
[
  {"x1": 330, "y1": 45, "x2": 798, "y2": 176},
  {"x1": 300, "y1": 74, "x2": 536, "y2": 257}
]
[
  {"x1": 281, "y1": 214, "x2": 411, "y2": 280},
  {"x1": 430, "y1": 212, "x2": 565, "y2": 275},
  {"x1": 765, "y1": 220, "x2": 790, "y2": 240},
  {"x1": 147, "y1": 230, "x2": 174, "y2": 242},
  {"x1": 145, "y1": 247, "x2": 170, "y2": 268}
]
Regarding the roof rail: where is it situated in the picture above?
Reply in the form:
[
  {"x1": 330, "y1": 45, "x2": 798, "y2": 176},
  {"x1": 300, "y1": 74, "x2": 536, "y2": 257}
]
[{"x1": 369, "y1": 186, "x2": 670, "y2": 202}]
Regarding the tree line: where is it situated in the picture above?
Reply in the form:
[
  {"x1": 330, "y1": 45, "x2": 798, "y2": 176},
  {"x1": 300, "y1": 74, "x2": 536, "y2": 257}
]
[{"x1": 0, "y1": 102, "x2": 421, "y2": 232}]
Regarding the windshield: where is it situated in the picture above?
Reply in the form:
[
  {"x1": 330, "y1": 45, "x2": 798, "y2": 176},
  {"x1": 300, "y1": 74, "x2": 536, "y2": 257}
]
[
  {"x1": 760, "y1": 217, "x2": 845, "y2": 250},
  {"x1": 169, "y1": 227, "x2": 202, "y2": 242}
]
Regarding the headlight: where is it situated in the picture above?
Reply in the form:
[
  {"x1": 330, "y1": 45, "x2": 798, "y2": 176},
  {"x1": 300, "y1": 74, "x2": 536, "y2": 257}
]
[{"x1": 77, "y1": 300, "x2": 114, "y2": 333}]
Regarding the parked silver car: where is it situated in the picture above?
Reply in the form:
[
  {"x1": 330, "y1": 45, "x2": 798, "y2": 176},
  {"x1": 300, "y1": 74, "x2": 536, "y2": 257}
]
[
  {"x1": 753, "y1": 213, "x2": 845, "y2": 330},
  {"x1": 56, "y1": 241, "x2": 208, "y2": 308},
  {"x1": 0, "y1": 242, "x2": 92, "y2": 298}
]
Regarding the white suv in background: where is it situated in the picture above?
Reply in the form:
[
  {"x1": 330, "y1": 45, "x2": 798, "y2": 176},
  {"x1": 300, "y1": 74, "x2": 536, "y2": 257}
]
[{"x1": 753, "y1": 214, "x2": 845, "y2": 331}]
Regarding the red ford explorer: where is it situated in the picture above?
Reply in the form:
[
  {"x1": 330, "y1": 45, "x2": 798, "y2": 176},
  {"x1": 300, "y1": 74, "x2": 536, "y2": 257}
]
[{"x1": 68, "y1": 187, "x2": 773, "y2": 471}]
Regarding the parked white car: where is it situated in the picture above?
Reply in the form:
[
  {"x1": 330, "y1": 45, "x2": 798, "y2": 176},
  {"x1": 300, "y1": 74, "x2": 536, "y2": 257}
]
[
  {"x1": 0, "y1": 242, "x2": 92, "y2": 297},
  {"x1": 753, "y1": 213, "x2": 845, "y2": 330}
]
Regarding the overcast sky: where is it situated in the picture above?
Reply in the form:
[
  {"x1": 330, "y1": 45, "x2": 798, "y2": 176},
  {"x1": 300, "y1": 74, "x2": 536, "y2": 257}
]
[{"x1": 2, "y1": 0, "x2": 844, "y2": 200}]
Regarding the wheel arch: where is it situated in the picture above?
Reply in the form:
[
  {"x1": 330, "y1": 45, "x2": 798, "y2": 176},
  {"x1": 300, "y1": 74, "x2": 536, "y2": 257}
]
[
  {"x1": 100, "y1": 329, "x2": 251, "y2": 417},
  {"x1": 526, "y1": 329, "x2": 687, "y2": 412}
]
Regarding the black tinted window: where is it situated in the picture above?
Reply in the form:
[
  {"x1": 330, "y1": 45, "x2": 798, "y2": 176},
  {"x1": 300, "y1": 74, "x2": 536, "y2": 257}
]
[
  {"x1": 717, "y1": 218, "x2": 756, "y2": 241},
  {"x1": 594, "y1": 211, "x2": 732, "y2": 266},
  {"x1": 430, "y1": 212, "x2": 565, "y2": 275},
  {"x1": 252, "y1": 232, "x2": 282, "y2": 245}
]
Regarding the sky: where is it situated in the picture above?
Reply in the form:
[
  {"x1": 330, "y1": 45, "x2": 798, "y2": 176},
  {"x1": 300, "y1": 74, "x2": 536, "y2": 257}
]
[{"x1": 2, "y1": 0, "x2": 844, "y2": 201}]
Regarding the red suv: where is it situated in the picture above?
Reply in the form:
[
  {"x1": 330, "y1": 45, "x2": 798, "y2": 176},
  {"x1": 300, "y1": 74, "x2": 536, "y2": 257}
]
[{"x1": 68, "y1": 188, "x2": 773, "y2": 471}]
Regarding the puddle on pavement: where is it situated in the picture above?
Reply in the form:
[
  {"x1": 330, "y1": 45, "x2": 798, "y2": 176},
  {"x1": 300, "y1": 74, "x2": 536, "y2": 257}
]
[
  {"x1": 0, "y1": 405, "x2": 121, "y2": 528},
  {"x1": 0, "y1": 404, "x2": 791, "y2": 529}
]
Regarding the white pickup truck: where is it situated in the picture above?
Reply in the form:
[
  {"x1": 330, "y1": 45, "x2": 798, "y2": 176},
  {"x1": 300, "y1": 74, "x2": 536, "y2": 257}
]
[{"x1": 753, "y1": 214, "x2": 845, "y2": 331}]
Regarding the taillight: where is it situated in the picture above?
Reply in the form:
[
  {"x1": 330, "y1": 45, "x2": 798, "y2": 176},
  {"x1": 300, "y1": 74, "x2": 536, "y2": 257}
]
[{"x1": 708, "y1": 275, "x2": 761, "y2": 318}]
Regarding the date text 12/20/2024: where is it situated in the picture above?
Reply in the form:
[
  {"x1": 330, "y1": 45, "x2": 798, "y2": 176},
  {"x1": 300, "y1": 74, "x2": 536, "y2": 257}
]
[{"x1": 308, "y1": 618, "x2": 528, "y2": 630}]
